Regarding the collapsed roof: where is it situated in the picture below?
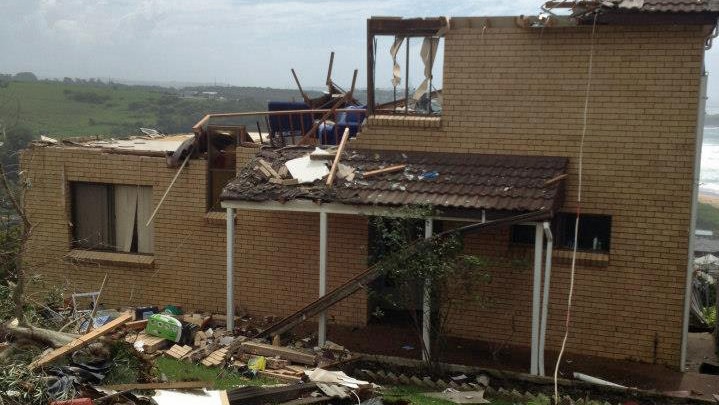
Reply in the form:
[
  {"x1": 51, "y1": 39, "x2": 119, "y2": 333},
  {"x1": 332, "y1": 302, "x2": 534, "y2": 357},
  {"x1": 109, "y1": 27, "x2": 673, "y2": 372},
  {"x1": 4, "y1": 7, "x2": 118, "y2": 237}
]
[{"x1": 221, "y1": 146, "x2": 568, "y2": 215}]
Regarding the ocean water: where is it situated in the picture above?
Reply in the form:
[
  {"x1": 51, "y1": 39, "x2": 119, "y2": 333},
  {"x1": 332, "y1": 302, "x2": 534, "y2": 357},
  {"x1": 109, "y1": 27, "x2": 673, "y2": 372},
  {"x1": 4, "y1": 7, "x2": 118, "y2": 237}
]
[{"x1": 701, "y1": 126, "x2": 719, "y2": 195}]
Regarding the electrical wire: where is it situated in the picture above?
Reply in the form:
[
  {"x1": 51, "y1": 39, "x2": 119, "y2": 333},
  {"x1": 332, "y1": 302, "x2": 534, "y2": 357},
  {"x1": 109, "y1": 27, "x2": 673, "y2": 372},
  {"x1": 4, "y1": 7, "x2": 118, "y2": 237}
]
[{"x1": 553, "y1": 11, "x2": 598, "y2": 404}]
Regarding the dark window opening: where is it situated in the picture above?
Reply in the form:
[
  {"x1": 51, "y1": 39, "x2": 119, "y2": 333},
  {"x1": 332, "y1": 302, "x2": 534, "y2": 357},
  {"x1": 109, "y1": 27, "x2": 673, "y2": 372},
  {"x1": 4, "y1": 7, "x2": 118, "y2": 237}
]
[
  {"x1": 509, "y1": 213, "x2": 611, "y2": 253},
  {"x1": 207, "y1": 126, "x2": 239, "y2": 211},
  {"x1": 510, "y1": 224, "x2": 535, "y2": 245},
  {"x1": 71, "y1": 182, "x2": 153, "y2": 254},
  {"x1": 555, "y1": 213, "x2": 611, "y2": 252}
]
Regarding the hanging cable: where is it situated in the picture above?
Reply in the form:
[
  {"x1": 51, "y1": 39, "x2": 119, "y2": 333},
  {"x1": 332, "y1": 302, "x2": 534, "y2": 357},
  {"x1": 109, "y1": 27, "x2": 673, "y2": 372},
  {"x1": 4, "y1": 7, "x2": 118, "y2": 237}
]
[{"x1": 553, "y1": 11, "x2": 598, "y2": 404}]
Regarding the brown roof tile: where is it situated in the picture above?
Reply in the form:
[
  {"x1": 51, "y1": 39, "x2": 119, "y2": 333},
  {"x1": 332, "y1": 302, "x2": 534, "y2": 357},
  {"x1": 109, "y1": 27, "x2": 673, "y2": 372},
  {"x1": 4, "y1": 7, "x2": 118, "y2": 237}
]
[{"x1": 221, "y1": 147, "x2": 568, "y2": 214}]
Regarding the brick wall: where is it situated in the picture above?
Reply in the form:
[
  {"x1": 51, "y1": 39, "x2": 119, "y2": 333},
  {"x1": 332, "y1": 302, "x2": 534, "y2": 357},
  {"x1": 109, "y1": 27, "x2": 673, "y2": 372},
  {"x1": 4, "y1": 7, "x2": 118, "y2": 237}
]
[
  {"x1": 20, "y1": 146, "x2": 368, "y2": 328},
  {"x1": 352, "y1": 22, "x2": 707, "y2": 366},
  {"x1": 20, "y1": 21, "x2": 706, "y2": 367}
]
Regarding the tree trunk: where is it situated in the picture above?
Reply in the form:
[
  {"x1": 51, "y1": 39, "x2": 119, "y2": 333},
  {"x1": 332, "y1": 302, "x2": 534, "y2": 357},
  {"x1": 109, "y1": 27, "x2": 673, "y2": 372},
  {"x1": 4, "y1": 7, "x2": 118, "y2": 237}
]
[
  {"x1": 0, "y1": 163, "x2": 32, "y2": 327},
  {"x1": 2, "y1": 319, "x2": 80, "y2": 348}
]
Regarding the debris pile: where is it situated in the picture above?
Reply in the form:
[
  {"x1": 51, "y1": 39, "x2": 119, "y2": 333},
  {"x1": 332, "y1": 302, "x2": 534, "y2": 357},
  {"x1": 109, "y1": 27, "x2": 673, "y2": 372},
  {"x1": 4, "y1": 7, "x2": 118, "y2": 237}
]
[{"x1": 0, "y1": 302, "x2": 372, "y2": 405}]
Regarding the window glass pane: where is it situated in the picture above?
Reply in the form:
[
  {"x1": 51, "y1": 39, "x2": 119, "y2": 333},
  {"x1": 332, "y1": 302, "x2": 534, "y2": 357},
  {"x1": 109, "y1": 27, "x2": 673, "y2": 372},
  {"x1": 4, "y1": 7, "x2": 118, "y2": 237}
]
[{"x1": 72, "y1": 183, "x2": 111, "y2": 249}]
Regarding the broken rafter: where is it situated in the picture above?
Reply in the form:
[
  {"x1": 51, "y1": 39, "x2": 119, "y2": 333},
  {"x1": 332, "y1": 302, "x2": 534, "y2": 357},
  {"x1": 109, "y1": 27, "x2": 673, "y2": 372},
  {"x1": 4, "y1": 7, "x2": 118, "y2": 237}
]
[
  {"x1": 362, "y1": 164, "x2": 406, "y2": 179},
  {"x1": 326, "y1": 129, "x2": 350, "y2": 187},
  {"x1": 291, "y1": 69, "x2": 312, "y2": 106},
  {"x1": 298, "y1": 69, "x2": 358, "y2": 146}
]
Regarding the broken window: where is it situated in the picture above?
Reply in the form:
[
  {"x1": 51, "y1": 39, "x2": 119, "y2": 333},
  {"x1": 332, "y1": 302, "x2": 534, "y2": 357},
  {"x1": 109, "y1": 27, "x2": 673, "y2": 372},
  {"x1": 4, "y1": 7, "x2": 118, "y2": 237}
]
[
  {"x1": 509, "y1": 214, "x2": 612, "y2": 253},
  {"x1": 367, "y1": 18, "x2": 446, "y2": 116},
  {"x1": 206, "y1": 126, "x2": 239, "y2": 211},
  {"x1": 554, "y1": 213, "x2": 612, "y2": 252},
  {"x1": 71, "y1": 182, "x2": 154, "y2": 254}
]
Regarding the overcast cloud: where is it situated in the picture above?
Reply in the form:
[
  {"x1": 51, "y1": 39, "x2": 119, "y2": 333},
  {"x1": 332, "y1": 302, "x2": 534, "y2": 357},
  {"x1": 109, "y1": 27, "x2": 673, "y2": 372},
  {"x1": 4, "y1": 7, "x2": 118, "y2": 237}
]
[{"x1": 0, "y1": 0, "x2": 717, "y2": 108}]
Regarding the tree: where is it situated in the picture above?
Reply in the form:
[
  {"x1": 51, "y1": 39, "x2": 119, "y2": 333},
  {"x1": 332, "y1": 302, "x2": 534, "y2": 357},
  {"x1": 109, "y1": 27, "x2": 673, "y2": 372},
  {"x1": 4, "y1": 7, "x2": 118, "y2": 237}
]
[
  {"x1": 13, "y1": 72, "x2": 37, "y2": 82},
  {"x1": 0, "y1": 125, "x2": 34, "y2": 179},
  {"x1": 368, "y1": 207, "x2": 491, "y2": 368}
]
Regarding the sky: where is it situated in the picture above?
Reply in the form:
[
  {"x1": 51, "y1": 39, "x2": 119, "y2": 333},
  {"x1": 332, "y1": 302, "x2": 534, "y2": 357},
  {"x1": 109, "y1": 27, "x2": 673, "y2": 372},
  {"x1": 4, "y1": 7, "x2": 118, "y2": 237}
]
[{"x1": 0, "y1": 0, "x2": 718, "y2": 109}]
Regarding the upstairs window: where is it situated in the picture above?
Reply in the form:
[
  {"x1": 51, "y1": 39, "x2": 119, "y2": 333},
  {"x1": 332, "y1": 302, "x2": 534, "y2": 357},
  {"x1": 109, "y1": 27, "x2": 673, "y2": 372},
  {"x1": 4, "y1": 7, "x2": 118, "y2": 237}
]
[
  {"x1": 367, "y1": 18, "x2": 446, "y2": 116},
  {"x1": 71, "y1": 183, "x2": 153, "y2": 254}
]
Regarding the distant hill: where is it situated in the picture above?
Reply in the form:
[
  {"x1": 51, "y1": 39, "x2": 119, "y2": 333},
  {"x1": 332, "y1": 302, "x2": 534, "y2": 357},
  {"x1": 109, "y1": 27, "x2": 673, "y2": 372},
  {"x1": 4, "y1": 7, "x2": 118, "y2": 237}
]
[{"x1": 0, "y1": 80, "x2": 309, "y2": 138}]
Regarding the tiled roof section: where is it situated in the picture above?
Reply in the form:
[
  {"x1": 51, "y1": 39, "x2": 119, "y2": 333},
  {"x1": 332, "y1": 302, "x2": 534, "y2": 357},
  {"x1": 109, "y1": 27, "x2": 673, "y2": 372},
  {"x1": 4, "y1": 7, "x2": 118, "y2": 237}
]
[
  {"x1": 221, "y1": 147, "x2": 568, "y2": 213},
  {"x1": 601, "y1": 0, "x2": 719, "y2": 13}
]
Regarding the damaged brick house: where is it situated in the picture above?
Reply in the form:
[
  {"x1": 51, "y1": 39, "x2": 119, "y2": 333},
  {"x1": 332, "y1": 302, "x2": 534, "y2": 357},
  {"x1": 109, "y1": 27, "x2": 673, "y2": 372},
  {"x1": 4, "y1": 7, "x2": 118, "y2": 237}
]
[{"x1": 20, "y1": 0, "x2": 717, "y2": 374}]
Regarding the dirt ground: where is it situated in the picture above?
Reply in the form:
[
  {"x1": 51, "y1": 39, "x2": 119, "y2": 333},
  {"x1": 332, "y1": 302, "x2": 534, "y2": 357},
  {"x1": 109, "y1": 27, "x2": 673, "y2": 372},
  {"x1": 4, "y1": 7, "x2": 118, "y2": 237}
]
[
  {"x1": 302, "y1": 323, "x2": 719, "y2": 401},
  {"x1": 686, "y1": 332, "x2": 717, "y2": 372}
]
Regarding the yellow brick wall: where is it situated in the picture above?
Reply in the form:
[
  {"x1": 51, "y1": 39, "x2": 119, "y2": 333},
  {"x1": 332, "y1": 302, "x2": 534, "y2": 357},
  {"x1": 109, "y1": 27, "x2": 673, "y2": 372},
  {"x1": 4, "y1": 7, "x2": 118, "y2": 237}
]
[
  {"x1": 20, "y1": 146, "x2": 368, "y2": 328},
  {"x1": 20, "y1": 22, "x2": 704, "y2": 367},
  {"x1": 351, "y1": 23, "x2": 706, "y2": 366}
]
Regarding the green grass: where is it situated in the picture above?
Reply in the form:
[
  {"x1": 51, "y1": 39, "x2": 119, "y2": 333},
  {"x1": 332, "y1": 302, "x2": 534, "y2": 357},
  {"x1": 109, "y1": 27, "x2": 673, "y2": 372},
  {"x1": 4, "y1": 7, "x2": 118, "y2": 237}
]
[
  {"x1": 0, "y1": 81, "x2": 162, "y2": 137},
  {"x1": 697, "y1": 202, "x2": 719, "y2": 234},
  {"x1": 382, "y1": 385, "x2": 517, "y2": 405},
  {"x1": 155, "y1": 357, "x2": 279, "y2": 390}
]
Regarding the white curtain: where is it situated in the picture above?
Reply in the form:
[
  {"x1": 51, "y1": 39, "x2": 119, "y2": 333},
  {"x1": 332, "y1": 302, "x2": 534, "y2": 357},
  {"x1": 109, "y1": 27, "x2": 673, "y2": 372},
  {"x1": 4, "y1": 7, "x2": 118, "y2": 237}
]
[
  {"x1": 114, "y1": 185, "x2": 138, "y2": 253},
  {"x1": 136, "y1": 186, "x2": 154, "y2": 254},
  {"x1": 390, "y1": 36, "x2": 405, "y2": 88},
  {"x1": 413, "y1": 36, "x2": 440, "y2": 101}
]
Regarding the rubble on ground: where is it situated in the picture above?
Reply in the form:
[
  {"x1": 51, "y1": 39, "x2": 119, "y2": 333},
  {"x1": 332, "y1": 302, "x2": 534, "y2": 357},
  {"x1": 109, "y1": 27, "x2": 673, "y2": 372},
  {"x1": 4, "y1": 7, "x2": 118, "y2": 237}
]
[
  {"x1": 0, "y1": 302, "x2": 370, "y2": 404},
  {"x1": 1, "y1": 300, "x2": 715, "y2": 404}
]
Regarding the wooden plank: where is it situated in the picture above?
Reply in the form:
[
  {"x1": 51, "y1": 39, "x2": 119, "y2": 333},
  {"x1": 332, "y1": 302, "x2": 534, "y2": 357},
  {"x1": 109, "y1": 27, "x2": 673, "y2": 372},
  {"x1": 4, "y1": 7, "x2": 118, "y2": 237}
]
[
  {"x1": 326, "y1": 129, "x2": 350, "y2": 187},
  {"x1": 29, "y1": 312, "x2": 132, "y2": 370},
  {"x1": 201, "y1": 347, "x2": 229, "y2": 367},
  {"x1": 258, "y1": 159, "x2": 280, "y2": 179},
  {"x1": 544, "y1": 173, "x2": 568, "y2": 186},
  {"x1": 362, "y1": 164, "x2": 406, "y2": 179},
  {"x1": 123, "y1": 319, "x2": 148, "y2": 331},
  {"x1": 127, "y1": 331, "x2": 171, "y2": 354},
  {"x1": 258, "y1": 370, "x2": 303, "y2": 383},
  {"x1": 240, "y1": 341, "x2": 317, "y2": 365},
  {"x1": 225, "y1": 383, "x2": 317, "y2": 405},
  {"x1": 166, "y1": 344, "x2": 193, "y2": 360},
  {"x1": 269, "y1": 178, "x2": 299, "y2": 186},
  {"x1": 101, "y1": 381, "x2": 211, "y2": 391}
]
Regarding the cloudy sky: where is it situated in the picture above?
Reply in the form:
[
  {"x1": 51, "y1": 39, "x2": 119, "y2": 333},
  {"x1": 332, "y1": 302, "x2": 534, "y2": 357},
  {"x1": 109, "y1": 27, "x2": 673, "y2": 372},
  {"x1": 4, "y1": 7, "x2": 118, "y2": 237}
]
[{"x1": 1, "y1": 0, "x2": 718, "y2": 108}]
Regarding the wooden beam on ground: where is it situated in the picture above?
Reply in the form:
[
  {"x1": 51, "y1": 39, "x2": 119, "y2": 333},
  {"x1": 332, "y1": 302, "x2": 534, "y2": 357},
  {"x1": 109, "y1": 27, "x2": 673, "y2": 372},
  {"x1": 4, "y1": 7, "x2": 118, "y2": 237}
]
[
  {"x1": 326, "y1": 129, "x2": 350, "y2": 187},
  {"x1": 29, "y1": 312, "x2": 133, "y2": 370},
  {"x1": 222, "y1": 383, "x2": 318, "y2": 405},
  {"x1": 240, "y1": 341, "x2": 317, "y2": 365},
  {"x1": 123, "y1": 319, "x2": 148, "y2": 331},
  {"x1": 362, "y1": 164, "x2": 406, "y2": 179},
  {"x1": 101, "y1": 381, "x2": 212, "y2": 391}
]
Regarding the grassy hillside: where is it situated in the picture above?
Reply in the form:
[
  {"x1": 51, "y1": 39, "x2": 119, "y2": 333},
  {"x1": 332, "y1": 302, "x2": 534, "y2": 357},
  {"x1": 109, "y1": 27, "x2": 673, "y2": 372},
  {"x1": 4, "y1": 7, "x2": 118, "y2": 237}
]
[
  {"x1": 0, "y1": 81, "x2": 163, "y2": 137},
  {"x1": 0, "y1": 81, "x2": 312, "y2": 138},
  {"x1": 698, "y1": 202, "x2": 719, "y2": 234}
]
